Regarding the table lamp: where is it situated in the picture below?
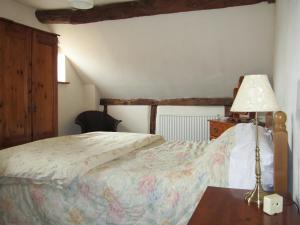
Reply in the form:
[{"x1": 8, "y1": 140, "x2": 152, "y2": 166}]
[{"x1": 231, "y1": 74, "x2": 280, "y2": 207}]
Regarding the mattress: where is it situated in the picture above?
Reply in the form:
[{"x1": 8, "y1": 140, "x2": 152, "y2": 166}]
[{"x1": 0, "y1": 131, "x2": 235, "y2": 225}]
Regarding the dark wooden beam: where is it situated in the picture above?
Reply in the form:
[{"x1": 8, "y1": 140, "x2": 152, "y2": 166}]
[
  {"x1": 103, "y1": 104, "x2": 108, "y2": 114},
  {"x1": 158, "y1": 98, "x2": 233, "y2": 106},
  {"x1": 100, "y1": 98, "x2": 233, "y2": 106},
  {"x1": 150, "y1": 105, "x2": 157, "y2": 134},
  {"x1": 100, "y1": 98, "x2": 158, "y2": 105},
  {"x1": 36, "y1": 0, "x2": 275, "y2": 24}
]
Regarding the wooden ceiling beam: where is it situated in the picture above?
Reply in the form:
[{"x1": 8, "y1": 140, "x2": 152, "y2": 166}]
[
  {"x1": 36, "y1": 0, "x2": 275, "y2": 24},
  {"x1": 100, "y1": 98, "x2": 234, "y2": 106}
]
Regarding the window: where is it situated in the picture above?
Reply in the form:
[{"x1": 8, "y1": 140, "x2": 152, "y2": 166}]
[{"x1": 57, "y1": 51, "x2": 66, "y2": 82}]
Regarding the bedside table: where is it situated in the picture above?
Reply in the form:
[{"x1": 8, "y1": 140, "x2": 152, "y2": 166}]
[
  {"x1": 188, "y1": 186, "x2": 300, "y2": 225},
  {"x1": 209, "y1": 119, "x2": 236, "y2": 140}
]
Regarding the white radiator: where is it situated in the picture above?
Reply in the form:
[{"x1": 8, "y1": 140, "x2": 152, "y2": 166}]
[{"x1": 156, "y1": 114, "x2": 220, "y2": 142}]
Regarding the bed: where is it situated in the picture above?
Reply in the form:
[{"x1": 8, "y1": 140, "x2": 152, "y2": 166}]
[{"x1": 0, "y1": 111, "x2": 288, "y2": 225}]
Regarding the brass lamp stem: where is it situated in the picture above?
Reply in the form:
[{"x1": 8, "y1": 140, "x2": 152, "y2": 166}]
[{"x1": 244, "y1": 112, "x2": 268, "y2": 208}]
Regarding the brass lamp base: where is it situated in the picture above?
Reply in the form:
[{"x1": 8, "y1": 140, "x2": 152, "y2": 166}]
[
  {"x1": 244, "y1": 183, "x2": 269, "y2": 208},
  {"x1": 244, "y1": 112, "x2": 269, "y2": 208}
]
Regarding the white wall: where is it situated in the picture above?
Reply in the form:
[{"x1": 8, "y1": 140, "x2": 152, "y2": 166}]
[
  {"x1": 84, "y1": 84, "x2": 101, "y2": 110},
  {"x1": 51, "y1": 2, "x2": 275, "y2": 98},
  {"x1": 107, "y1": 106, "x2": 151, "y2": 133},
  {"x1": 0, "y1": 0, "x2": 50, "y2": 31},
  {"x1": 0, "y1": 0, "x2": 99, "y2": 136},
  {"x1": 58, "y1": 58, "x2": 89, "y2": 135},
  {"x1": 273, "y1": 0, "x2": 300, "y2": 204}
]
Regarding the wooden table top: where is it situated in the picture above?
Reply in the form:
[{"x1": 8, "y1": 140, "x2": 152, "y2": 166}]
[{"x1": 187, "y1": 186, "x2": 300, "y2": 225}]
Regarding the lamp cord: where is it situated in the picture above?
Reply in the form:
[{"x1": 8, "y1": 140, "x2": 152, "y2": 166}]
[{"x1": 283, "y1": 195, "x2": 300, "y2": 215}]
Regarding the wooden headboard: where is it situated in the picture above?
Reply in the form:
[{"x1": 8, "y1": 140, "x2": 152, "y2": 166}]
[{"x1": 273, "y1": 111, "x2": 288, "y2": 195}]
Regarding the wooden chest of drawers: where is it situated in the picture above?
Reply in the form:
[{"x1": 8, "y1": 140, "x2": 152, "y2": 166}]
[{"x1": 209, "y1": 119, "x2": 236, "y2": 140}]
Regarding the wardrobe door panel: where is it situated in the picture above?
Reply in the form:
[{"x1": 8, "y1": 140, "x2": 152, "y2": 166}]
[
  {"x1": 0, "y1": 21, "x2": 32, "y2": 148},
  {"x1": 0, "y1": 21, "x2": 3, "y2": 148},
  {"x1": 31, "y1": 31, "x2": 58, "y2": 140}
]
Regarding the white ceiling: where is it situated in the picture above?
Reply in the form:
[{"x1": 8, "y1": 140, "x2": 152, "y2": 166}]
[{"x1": 15, "y1": 0, "x2": 136, "y2": 10}]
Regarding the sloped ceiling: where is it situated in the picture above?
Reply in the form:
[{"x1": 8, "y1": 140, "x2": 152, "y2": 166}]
[{"x1": 17, "y1": 1, "x2": 275, "y2": 98}]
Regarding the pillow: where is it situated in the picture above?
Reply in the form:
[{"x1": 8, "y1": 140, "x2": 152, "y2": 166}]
[{"x1": 228, "y1": 123, "x2": 274, "y2": 191}]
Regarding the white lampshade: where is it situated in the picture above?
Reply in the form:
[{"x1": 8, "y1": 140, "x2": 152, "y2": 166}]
[
  {"x1": 69, "y1": 0, "x2": 94, "y2": 9},
  {"x1": 231, "y1": 75, "x2": 280, "y2": 112}
]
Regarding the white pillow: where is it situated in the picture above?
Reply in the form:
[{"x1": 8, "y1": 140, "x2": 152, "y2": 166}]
[{"x1": 228, "y1": 123, "x2": 274, "y2": 191}]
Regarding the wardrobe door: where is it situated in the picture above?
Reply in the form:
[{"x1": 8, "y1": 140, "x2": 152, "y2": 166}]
[
  {"x1": 0, "y1": 20, "x2": 32, "y2": 148},
  {"x1": 31, "y1": 30, "x2": 58, "y2": 140}
]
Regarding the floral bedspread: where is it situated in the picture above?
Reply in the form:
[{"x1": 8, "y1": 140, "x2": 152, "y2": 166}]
[{"x1": 0, "y1": 130, "x2": 235, "y2": 225}]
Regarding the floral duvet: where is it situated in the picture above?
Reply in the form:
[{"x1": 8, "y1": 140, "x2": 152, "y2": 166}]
[{"x1": 0, "y1": 131, "x2": 235, "y2": 225}]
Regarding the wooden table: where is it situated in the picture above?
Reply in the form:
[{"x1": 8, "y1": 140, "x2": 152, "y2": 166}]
[
  {"x1": 209, "y1": 119, "x2": 236, "y2": 140},
  {"x1": 188, "y1": 186, "x2": 300, "y2": 225}
]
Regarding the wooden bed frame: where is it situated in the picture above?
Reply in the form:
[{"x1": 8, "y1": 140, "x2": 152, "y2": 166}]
[{"x1": 273, "y1": 111, "x2": 288, "y2": 195}]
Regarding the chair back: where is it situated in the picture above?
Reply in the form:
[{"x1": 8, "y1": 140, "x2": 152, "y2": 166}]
[{"x1": 75, "y1": 111, "x2": 121, "y2": 133}]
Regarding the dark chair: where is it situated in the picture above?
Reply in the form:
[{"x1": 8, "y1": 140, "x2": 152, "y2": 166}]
[{"x1": 75, "y1": 111, "x2": 121, "y2": 133}]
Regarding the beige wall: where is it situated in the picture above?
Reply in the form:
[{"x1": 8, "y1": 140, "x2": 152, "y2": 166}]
[
  {"x1": 51, "y1": 2, "x2": 275, "y2": 99},
  {"x1": 0, "y1": 0, "x2": 50, "y2": 31},
  {"x1": 84, "y1": 84, "x2": 101, "y2": 111},
  {"x1": 108, "y1": 106, "x2": 151, "y2": 133},
  {"x1": 0, "y1": 0, "x2": 99, "y2": 136},
  {"x1": 58, "y1": 58, "x2": 89, "y2": 135},
  {"x1": 273, "y1": 0, "x2": 300, "y2": 204}
]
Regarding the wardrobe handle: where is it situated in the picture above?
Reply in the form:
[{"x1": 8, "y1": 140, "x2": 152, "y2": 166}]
[{"x1": 33, "y1": 105, "x2": 37, "y2": 113}]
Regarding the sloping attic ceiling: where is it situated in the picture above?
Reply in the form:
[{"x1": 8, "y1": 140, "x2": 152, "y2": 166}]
[{"x1": 18, "y1": 1, "x2": 275, "y2": 98}]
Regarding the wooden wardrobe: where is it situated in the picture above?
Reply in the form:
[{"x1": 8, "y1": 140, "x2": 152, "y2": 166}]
[{"x1": 0, "y1": 18, "x2": 58, "y2": 149}]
